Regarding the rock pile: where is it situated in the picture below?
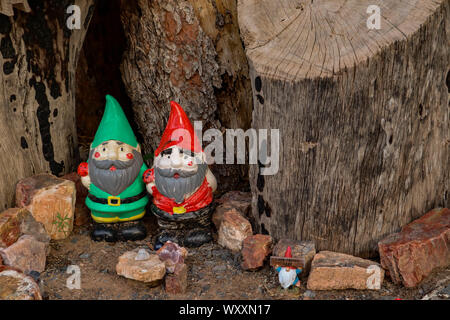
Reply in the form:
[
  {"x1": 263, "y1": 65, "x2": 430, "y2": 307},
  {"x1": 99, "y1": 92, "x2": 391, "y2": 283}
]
[{"x1": 116, "y1": 241, "x2": 190, "y2": 294}]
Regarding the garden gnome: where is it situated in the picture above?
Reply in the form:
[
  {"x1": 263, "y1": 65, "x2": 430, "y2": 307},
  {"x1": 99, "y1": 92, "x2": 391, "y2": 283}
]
[
  {"x1": 276, "y1": 246, "x2": 302, "y2": 289},
  {"x1": 143, "y1": 101, "x2": 217, "y2": 249},
  {"x1": 78, "y1": 95, "x2": 149, "y2": 242}
]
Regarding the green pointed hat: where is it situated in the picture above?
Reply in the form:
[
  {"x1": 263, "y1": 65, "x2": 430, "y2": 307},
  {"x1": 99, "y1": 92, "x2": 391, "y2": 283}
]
[{"x1": 91, "y1": 95, "x2": 138, "y2": 148}]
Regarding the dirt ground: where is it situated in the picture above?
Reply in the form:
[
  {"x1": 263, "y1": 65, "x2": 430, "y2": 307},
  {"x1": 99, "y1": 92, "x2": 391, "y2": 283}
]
[{"x1": 39, "y1": 215, "x2": 450, "y2": 300}]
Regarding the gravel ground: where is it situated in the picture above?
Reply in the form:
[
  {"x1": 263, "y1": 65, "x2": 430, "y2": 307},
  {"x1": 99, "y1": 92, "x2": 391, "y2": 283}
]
[{"x1": 39, "y1": 216, "x2": 450, "y2": 300}]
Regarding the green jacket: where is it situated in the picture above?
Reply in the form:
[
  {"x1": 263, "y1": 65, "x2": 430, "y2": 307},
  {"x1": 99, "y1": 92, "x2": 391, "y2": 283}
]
[{"x1": 85, "y1": 163, "x2": 149, "y2": 213}]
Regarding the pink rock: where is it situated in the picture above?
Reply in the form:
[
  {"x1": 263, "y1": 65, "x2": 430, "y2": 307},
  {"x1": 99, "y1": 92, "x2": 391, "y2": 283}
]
[
  {"x1": 0, "y1": 266, "x2": 42, "y2": 300},
  {"x1": 307, "y1": 251, "x2": 384, "y2": 290},
  {"x1": 16, "y1": 174, "x2": 76, "y2": 240},
  {"x1": 165, "y1": 263, "x2": 188, "y2": 294},
  {"x1": 218, "y1": 210, "x2": 253, "y2": 251},
  {"x1": 378, "y1": 208, "x2": 450, "y2": 288},
  {"x1": 0, "y1": 235, "x2": 47, "y2": 273},
  {"x1": 156, "y1": 241, "x2": 188, "y2": 273},
  {"x1": 241, "y1": 234, "x2": 272, "y2": 270}
]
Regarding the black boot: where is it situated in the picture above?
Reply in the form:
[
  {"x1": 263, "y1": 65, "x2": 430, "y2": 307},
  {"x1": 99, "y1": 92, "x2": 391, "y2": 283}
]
[
  {"x1": 117, "y1": 221, "x2": 147, "y2": 241},
  {"x1": 183, "y1": 228, "x2": 212, "y2": 247},
  {"x1": 91, "y1": 224, "x2": 117, "y2": 242},
  {"x1": 154, "y1": 230, "x2": 181, "y2": 250}
]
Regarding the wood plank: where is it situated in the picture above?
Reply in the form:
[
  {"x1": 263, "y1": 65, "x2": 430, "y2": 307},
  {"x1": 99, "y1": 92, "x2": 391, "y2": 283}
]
[{"x1": 270, "y1": 256, "x2": 305, "y2": 269}]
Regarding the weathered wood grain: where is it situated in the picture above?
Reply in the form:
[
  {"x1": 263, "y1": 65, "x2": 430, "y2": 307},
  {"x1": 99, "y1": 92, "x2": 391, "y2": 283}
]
[
  {"x1": 239, "y1": 0, "x2": 449, "y2": 257},
  {"x1": 0, "y1": 0, "x2": 95, "y2": 209}
]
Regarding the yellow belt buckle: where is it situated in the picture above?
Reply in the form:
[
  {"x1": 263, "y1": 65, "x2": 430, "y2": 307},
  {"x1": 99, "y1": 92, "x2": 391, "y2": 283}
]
[
  {"x1": 107, "y1": 196, "x2": 121, "y2": 206},
  {"x1": 173, "y1": 206, "x2": 186, "y2": 214}
]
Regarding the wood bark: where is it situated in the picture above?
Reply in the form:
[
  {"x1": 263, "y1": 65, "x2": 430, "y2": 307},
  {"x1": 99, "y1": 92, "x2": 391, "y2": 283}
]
[
  {"x1": 0, "y1": 0, "x2": 94, "y2": 210},
  {"x1": 239, "y1": 0, "x2": 449, "y2": 257},
  {"x1": 120, "y1": 0, "x2": 252, "y2": 192}
]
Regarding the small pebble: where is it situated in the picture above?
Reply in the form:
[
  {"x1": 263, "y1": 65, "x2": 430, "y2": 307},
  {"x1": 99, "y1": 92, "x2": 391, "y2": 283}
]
[
  {"x1": 79, "y1": 253, "x2": 90, "y2": 259},
  {"x1": 212, "y1": 265, "x2": 227, "y2": 272},
  {"x1": 135, "y1": 249, "x2": 151, "y2": 261},
  {"x1": 304, "y1": 290, "x2": 316, "y2": 298},
  {"x1": 28, "y1": 270, "x2": 41, "y2": 282}
]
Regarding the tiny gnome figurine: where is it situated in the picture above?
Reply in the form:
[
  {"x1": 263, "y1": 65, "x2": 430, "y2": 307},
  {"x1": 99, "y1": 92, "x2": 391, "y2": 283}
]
[
  {"x1": 276, "y1": 246, "x2": 302, "y2": 289},
  {"x1": 143, "y1": 101, "x2": 217, "y2": 249},
  {"x1": 77, "y1": 95, "x2": 149, "y2": 242}
]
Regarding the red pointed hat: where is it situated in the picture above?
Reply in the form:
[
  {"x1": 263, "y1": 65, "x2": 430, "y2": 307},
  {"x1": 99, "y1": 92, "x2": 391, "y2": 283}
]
[
  {"x1": 155, "y1": 101, "x2": 202, "y2": 157},
  {"x1": 284, "y1": 246, "x2": 292, "y2": 258}
]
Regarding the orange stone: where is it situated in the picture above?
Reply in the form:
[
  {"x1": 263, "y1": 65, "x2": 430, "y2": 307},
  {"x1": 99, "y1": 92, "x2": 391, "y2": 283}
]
[
  {"x1": 378, "y1": 208, "x2": 450, "y2": 287},
  {"x1": 218, "y1": 210, "x2": 253, "y2": 251},
  {"x1": 16, "y1": 174, "x2": 76, "y2": 240},
  {"x1": 165, "y1": 263, "x2": 188, "y2": 294},
  {"x1": 241, "y1": 234, "x2": 272, "y2": 271}
]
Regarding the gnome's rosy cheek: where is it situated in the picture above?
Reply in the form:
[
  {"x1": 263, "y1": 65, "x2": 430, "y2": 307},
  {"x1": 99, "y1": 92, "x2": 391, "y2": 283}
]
[
  {"x1": 126, "y1": 153, "x2": 134, "y2": 160},
  {"x1": 94, "y1": 152, "x2": 100, "y2": 158}
]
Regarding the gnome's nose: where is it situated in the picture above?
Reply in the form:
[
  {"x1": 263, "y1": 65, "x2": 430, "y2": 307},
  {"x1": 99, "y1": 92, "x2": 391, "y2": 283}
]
[
  {"x1": 170, "y1": 148, "x2": 183, "y2": 168},
  {"x1": 107, "y1": 148, "x2": 119, "y2": 160}
]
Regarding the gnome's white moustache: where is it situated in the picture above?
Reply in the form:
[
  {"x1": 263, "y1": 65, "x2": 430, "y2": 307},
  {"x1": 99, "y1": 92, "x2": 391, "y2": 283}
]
[
  {"x1": 156, "y1": 167, "x2": 200, "y2": 178},
  {"x1": 92, "y1": 158, "x2": 135, "y2": 170}
]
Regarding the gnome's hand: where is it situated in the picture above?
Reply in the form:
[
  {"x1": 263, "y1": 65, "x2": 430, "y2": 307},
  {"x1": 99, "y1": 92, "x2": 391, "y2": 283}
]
[
  {"x1": 143, "y1": 168, "x2": 154, "y2": 184},
  {"x1": 78, "y1": 162, "x2": 91, "y2": 190},
  {"x1": 77, "y1": 162, "x2": 89, "y2": 177}
]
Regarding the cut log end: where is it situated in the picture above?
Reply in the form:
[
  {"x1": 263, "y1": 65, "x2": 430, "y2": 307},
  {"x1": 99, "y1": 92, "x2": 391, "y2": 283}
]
[{"x1": 239, "y1": 0, "x2": 445, "y2": 80}]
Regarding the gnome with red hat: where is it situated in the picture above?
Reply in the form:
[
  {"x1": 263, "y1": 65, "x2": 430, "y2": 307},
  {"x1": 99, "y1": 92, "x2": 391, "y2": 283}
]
[
  {"x1": 275, "y1": 246, "x2": 302, "y2": 289},
  {"x1": 143, "y1": 101, "x2": 217, "y2": 249}
]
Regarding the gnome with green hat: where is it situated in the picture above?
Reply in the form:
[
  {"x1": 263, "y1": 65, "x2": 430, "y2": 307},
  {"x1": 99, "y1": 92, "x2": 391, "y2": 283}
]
[{"x1": 77, "y1": 95, "x2": 149, "y2": 242}]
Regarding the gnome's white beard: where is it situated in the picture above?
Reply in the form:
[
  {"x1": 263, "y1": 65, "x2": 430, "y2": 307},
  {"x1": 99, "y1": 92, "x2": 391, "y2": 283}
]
[{"x1": 279, "y1": 268, "x2": 297, "y2": 289}]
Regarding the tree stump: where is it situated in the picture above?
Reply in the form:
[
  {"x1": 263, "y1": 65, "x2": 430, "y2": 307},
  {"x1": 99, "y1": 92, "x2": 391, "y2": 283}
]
[
  {"x1": 0, "y1": 0, "x2": 95, "y2": 209},
  {"x1": 238, "y1": 0, "x2": 449, "y2": 257}
]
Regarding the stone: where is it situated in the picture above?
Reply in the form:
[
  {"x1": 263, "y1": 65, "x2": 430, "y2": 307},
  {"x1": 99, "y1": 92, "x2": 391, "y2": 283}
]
[
  {"x1": 79, "y1": 253, "x2": 90, "y2": 259},
  {"x1": 307, "y1": 251, "x2": 385, "y2": 291},
  {"x1": 165, "y1": 263, "x2": 188, "y2": 294},
  {"x1": 213, "y1": 191, "x2": 252, "y2": 230},
  {"x1": 0, "y1": 208, "x2": 49, "y2": 248},
  {"x1": 135, "y1": 248, "x2": 151, "y2": 261},
  {"x1": 218, "y1": 210, "x2": 253, "y2": 251},
  {"x1": 303, "y1": 290, "x2": 316, "y2": 298},
  {"x1": 0, "y1": 266, "x2": 42, "y2": 300},
  {"x1": 273, "y1": 239, "x2": 316, "y2": 276},
  {"x1": 116, "y1": 249, "x2": 166, "y2": 284},
  {"x1": 216, "y1": 191, "x2": 252, "y2": 215},
  {"x1": 0, "y1": 235, "x2": 47, "y2": 273},
  {"x1": 156, "y1": 241, "x2": 188, "y2": 273},
  {"x1": 212, "y1": 205, "x2": 243, "y2": 231},
  {"x1": 16, "y1": 173, "x2": 76, "y2": 240},
  {"x1": 241, "y1": 234, "x2": 272, "y2": 270},
  {"x1": 212, "y1": 264, "x2": 227, "y2": 272},
  {"x1": 378, "y1": 208, "x2": 450, "y2": 288},
  {"x1": 62, "y1": 172, "x2": 91, "y2": 226},
  {"x1": 61, "y1": 172, "x2": 88, "y2": 205}
]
